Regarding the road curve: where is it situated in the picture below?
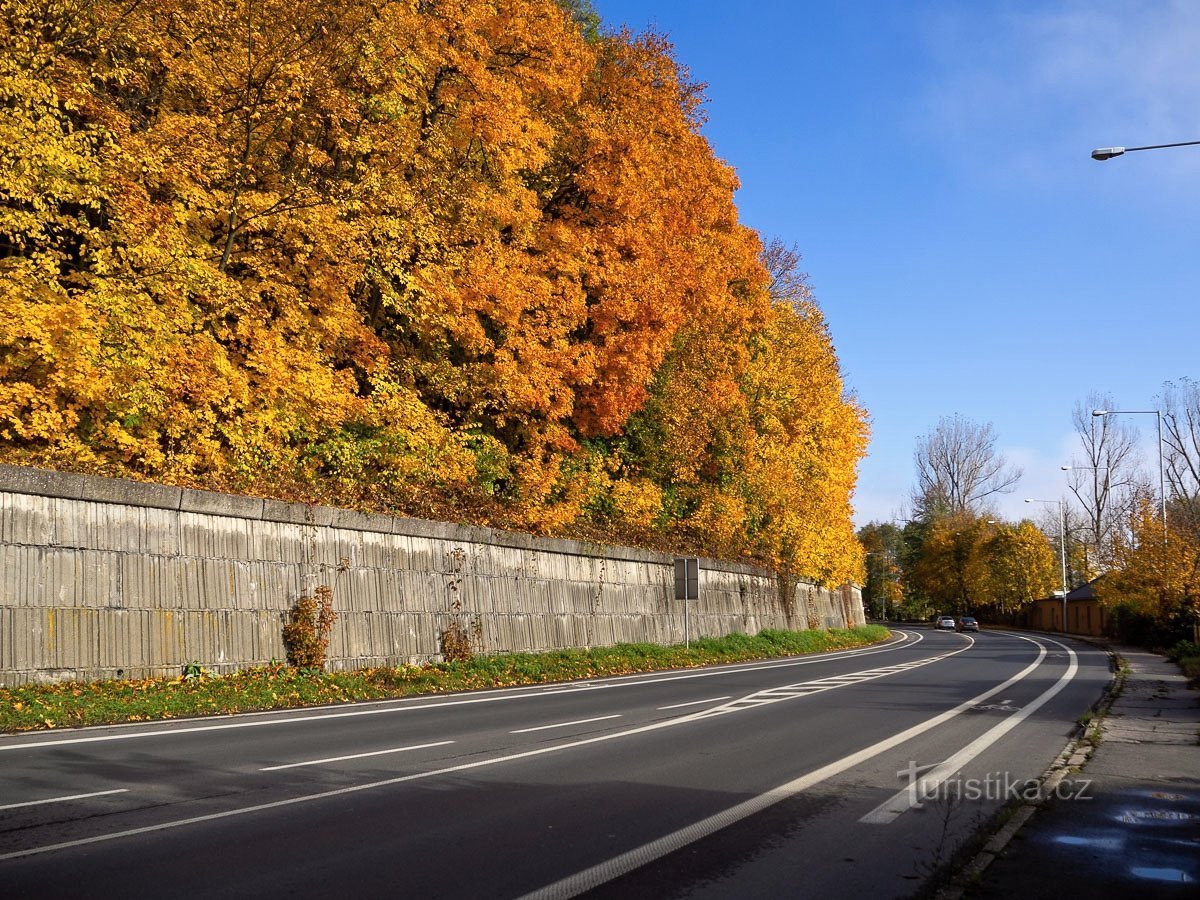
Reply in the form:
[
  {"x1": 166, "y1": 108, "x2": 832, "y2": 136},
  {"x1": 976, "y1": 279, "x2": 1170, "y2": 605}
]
[{"x1": 0, "y1": 629, "x2": 1110, "y2": 898}]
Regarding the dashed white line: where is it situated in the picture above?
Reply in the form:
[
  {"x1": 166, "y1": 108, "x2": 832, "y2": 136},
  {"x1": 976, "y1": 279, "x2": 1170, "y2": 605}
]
[
  {"x1": 260, "y1": 741, "x2": 455, "y2": 771},
  {"x1": 512, "y1": 715, "x2": 622, "y2": 734},
  {"x1": 657, "y1": 697, "x2": 731, "y2": 711},
  {"x1": 0, "y1": 789, "x2": 128, "y2": 811},
  {"x1": 0, "y1": 631, "x2": 978, "y2": 865}
]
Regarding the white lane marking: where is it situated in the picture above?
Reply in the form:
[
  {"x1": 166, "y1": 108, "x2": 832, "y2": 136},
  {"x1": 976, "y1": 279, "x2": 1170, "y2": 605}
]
[
  {"x1": 0, "y1": 789, "x2": 128, "y2": 811},
  {"x1": 517, "y1": 637, "x2": 1060, "y2": 900},
  {"x1": 259, "y1": 741, "x2": 455, "y2": 772},
  {"x1": 657, "y1": 697, "x2": 731, "y2": 711},
  {"x1": 860, "y1": 635, "x2": 1079, "y2": 824},
  {"x1": 0, "y1": 632, "x2": 918, "y2": 753},
  {"x1": 694, "y1": 643, "x2": 971, "y2": 717},
  {"x1": 0, "y1": 632, "x2": 977, "y2": 864},
  {"x1": 512, "y1": 715, "x2": 622, "y2": 734}
]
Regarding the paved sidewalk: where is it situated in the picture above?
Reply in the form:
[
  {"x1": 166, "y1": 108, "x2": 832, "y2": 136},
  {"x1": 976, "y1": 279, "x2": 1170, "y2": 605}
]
[{"x1": 963, "y1": 645, "x2": 1200, "y2": 897}]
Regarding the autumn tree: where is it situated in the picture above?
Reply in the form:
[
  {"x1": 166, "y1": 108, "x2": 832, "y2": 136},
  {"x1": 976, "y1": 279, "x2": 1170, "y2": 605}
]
[
  {"x1": 911, "y1": 416, "x2": 1021, "y2": 518},
  {"x1": 858, "y1": 522, "x2": 904, "y2": 619},
  {"x1": 1098, "y1": 499, "x2": 1200, "y2": 637},
  {"x1": 905, "y1": 513, "x2": 997, "y2": 615},
  {"x1": 982, "y1": 520, "x2": 1057, "y2": 613},
  {"x1": 0, "y1": 0, "x2": 867, "y2": 585}
]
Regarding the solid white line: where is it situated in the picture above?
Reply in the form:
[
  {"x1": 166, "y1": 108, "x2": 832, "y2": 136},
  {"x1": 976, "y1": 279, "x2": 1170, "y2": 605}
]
[
  {"x1": 0, "y1": 632, "x2": 960, "y2": 864},
  {"x1": 693, "y1": 646, "x2": 967, "y2": 719},
  {"x1": 657, "y1": 697, "x2": 731, "y2": 710},
  {"x1": 512, "y1": 715, "x2": 622, "y2": 734},
  {"x1": 0, "y1": 632, "x2": 919, "y2": 753},
  {"x1": 259, "y1": 741, "x2": 455, "y2": 772},
  {"x1": 0, "y1": 789, "x2": 128, "y2": 811},
  {"x1": 517, "y1": 637, "x2": 1054, "y2": 900},
  {"x1": 859, "y1": 635, "x2": 1079, "y2": 824}
]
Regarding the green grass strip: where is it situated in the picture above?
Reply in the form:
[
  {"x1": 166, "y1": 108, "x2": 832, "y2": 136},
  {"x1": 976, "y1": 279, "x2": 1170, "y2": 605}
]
[{"x1": 0, "y1": 626, "x2": 891, "y2": 733}]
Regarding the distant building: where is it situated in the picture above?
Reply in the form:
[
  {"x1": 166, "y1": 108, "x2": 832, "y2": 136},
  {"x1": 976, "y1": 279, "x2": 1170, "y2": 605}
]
[{"x1": 1019, "y1": 580, "x2": 1108, "y2": 637}]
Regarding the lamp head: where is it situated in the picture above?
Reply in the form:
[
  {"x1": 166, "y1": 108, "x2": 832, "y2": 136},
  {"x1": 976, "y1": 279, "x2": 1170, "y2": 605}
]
[
  {"x1": 1091, "y1": 147, "x2": 1125, "y2": 160},
  {"x1": 1092, "y1": 409, "x2": 1108, "y2": 417}
]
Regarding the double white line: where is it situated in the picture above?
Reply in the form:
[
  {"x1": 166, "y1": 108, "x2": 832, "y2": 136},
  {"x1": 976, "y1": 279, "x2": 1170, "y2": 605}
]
[{"x1": 521, "y1": 633, "x2": 1078, "y2": 900}]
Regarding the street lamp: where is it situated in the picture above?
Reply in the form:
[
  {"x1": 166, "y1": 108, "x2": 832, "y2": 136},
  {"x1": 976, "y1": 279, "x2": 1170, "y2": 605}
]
[
  {"x1": 1091, "y1": 139, "x2": 1200, "y2": 161},
  {"x1": 1092, "y1": 409, "x2": 1166, "y2": 532},
  {"x1": 1026, "y1": 497, "x2": 1069, "y2": 634}
]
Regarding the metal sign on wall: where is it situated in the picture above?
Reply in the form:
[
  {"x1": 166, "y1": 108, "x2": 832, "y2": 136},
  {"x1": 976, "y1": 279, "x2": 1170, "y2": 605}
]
[{"x1": 674, "y1": 557, "x2": 699, "y2": 602}]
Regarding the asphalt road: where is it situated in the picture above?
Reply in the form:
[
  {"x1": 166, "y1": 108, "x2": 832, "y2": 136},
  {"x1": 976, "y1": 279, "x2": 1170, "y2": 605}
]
[{"x1": 0, "y1": 629, "x2": 1111, "y2": 899}]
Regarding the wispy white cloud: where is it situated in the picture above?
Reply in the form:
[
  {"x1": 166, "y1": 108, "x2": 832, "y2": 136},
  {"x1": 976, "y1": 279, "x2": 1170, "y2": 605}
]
[{"x1": 913, "y1": 0, "x2": 1200, "y2": 193}]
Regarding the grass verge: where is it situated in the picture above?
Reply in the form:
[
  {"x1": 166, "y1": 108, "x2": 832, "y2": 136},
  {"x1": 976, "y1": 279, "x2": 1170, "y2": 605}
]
[
  {"x1": 0, "y1": 625, "x2": 891, "y2": 733},
  {"x1": 1168, "y1": 639, "x2": 1200, "y2": 685}
]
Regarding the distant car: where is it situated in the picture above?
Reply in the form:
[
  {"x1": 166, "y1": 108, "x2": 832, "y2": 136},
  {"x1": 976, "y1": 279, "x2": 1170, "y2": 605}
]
[
  {"x1": 957, "y1": 616, "x2": 980, "y2": 633},
  {"x1": 935, "y1": 616, "x2": 957, "y2": 631}
]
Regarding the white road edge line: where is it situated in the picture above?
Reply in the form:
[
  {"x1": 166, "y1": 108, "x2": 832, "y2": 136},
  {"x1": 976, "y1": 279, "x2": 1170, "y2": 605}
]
[
  {"x1": 0, "y1": 789, "x2": 128, "y2": 811},
  {"x1": 657, "y1": 697, "x2": 731, "y2": 710},
  {"x1": 259, "y1": 740, "x2": 455, "y2": 771},
  {"x1": 0, "y1": 631, "x2": 919, "y2": 753},
  {"x1": 512, "y1": 715, "x2": 622, "y2": 734},
  {"x1": 0, "y1": 631, "x2": 981, "y2": 864},
  {"x1": 859, "y1": 634, "x2": 1079, "y2": 824},
  {"x1": 515, "y1": 636, "x2": 1058, "y2": 900}
]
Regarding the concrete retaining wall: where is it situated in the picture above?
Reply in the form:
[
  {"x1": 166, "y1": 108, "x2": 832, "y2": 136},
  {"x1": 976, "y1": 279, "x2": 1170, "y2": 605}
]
[{"x1": 0, "y1": 464, "x2": 863, "y2": 685}]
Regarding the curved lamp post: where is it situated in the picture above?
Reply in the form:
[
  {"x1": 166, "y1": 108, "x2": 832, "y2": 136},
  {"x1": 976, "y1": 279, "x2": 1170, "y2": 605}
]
[
  {"x1": 1026, "y1": 497, "x2": 1069, "y2": 633},
  {"x1": 1092, "y1": 139, "x2": 1200, "y2": 161}
]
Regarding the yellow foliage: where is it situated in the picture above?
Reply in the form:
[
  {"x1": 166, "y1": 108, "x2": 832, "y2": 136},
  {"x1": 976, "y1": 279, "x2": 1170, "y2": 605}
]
[
  {"x1": 1099, "y1": 500, "x2": 1200, "y2": 623},
  {"x1": 0, "y1": 0, "x2": 867, "y2": 585},
  {"x1": 611, "y1": 479, "x2": 664, "y2": 531}
]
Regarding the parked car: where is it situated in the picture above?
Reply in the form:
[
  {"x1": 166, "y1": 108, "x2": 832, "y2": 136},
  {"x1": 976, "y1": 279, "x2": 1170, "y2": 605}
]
[
  {"x1": 957, "y1": 616, "x2": 980, "y2": 632},
  {"x1": 935, "y1": 616, "x2": 957, "y2": 631}
]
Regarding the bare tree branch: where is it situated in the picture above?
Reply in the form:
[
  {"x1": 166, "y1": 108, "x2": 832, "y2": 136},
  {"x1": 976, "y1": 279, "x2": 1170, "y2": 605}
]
[
  {"x1": 760, "y1": 238, "x2": 815, "y2": 315},
  {"x1": 912, "y1": 416, "x2": 1021, "y2": 517},
  {"x1": 1066, "y1": 393, "x2": 1139, "y2": 562},
  {"x1": 1160, "y1": 377, "x2": 1200, "y2": 534}
]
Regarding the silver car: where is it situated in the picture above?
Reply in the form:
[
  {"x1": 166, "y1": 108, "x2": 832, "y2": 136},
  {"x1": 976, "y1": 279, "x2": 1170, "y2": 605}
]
[{"x1": 935, "y1": 616, "x2": 957, "y2": 631}]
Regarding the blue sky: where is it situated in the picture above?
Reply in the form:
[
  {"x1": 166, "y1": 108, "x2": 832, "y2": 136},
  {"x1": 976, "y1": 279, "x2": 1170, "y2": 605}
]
[{"x1": 592, "y1": 0, "x2": 1200, "y2": 526}]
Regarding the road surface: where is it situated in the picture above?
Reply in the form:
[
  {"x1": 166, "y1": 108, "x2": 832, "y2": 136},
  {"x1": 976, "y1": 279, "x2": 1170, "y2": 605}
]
[{"x1": 0, "y1": 629, "x2": 1110, "y2": 898}]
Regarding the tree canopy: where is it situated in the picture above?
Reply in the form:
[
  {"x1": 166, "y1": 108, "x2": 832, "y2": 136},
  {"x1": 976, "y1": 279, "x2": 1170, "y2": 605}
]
[{"x1": 0, "y1": 0, "x2": 867, "y2": 584}]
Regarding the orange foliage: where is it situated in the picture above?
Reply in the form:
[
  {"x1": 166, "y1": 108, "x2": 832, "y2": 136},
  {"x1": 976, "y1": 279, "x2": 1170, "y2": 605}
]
[{"x1": 0, "y1": 0, "x2": 867, "y2": 582}]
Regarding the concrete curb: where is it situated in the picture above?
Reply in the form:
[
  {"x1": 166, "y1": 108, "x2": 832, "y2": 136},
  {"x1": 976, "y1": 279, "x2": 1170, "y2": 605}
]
[{"x1": 933, "y1": 643, "x2": 1125, "y2": 899}]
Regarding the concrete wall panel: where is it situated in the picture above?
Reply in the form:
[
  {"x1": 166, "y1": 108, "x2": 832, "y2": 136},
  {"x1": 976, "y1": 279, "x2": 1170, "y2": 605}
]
[{"x1": 0, "y1": 465, "x2": 863, "y2": 685}]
